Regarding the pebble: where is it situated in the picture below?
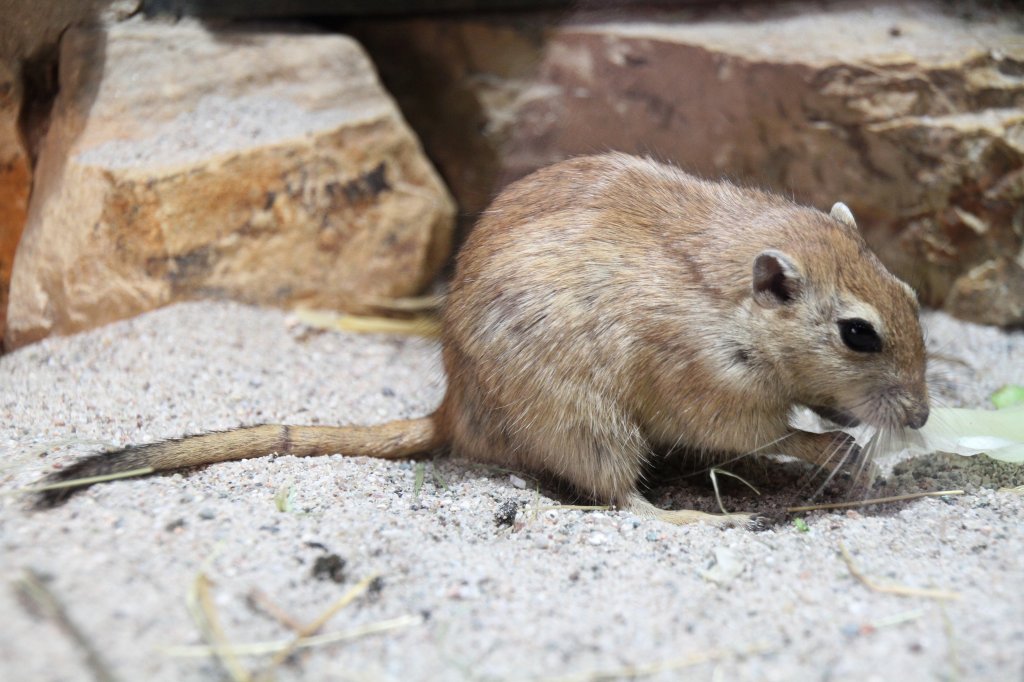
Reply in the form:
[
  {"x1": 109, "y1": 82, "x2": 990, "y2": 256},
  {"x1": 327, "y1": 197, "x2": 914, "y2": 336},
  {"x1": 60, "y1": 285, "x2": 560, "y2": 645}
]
[{"x1": 841, "y1": 623, "x2": 861, "y2": 638}]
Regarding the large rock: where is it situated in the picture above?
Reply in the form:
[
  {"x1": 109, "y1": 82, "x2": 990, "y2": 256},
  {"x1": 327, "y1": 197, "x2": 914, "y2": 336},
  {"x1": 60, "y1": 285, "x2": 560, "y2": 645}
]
[
  {"x1": 0, "y1": 1, "x2": 136, "y2": 348},
  {"x1": 5, "y1": 19, "x2": 455, "y2": 349},
  {"x1": 356, "y1": 2, "x2": 1024, "y2": 325},
  {"x1": 0, "y1": 61, "x2": 30, "y2": 345}
]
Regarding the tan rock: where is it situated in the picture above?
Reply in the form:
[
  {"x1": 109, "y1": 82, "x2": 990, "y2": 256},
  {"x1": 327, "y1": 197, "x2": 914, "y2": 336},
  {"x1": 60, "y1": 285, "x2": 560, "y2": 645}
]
[
  {"x1": 0, "y1": 60, "x2": 30, "y2": 345},
  {"x1": 5, "y1": 19, "x2": 454, "y2": 349},
  {"x1": 356, "y1": 2, "x2": 1024, "y2": 325},
  {"x1": 1, "y1": 0, "x2": 125, "y2": 346},
  {"x1": 945, "y1": 256, "x2": 1024, "y2": 327},
  {"x1": 0, "y1": 1, "x2": 129, "y2": 60}
]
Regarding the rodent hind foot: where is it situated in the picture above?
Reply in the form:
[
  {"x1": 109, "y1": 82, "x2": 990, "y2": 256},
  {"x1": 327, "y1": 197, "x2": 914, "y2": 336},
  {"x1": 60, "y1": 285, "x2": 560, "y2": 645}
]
[{"x1": 626, "y1": 494, "x2": 753, "y2": 527}]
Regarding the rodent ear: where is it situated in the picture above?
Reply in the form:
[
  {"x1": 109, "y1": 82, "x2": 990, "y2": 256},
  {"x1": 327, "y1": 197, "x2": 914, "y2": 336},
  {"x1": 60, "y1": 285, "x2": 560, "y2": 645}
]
[
  {"x1": 830, "y1": 202, "x2": 857, "y2": 229},
  {"x1": 752, "y1": 250, "x2": 802, "y2": 308}
]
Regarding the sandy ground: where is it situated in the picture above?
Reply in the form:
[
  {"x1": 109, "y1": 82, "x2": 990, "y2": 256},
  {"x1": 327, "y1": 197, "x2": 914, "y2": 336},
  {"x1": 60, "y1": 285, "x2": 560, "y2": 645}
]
[{"x1": 1, "y1": 300, "x2": 1023, "y2": 682}]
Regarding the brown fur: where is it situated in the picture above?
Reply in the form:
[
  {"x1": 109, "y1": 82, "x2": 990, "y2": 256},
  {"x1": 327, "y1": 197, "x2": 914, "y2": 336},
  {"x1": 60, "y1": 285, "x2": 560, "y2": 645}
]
[
  {"x1": 36, "y1": 154, "x2": 929, "y2": 524},
  {"x1": 36, "y1": 420, "x2": 442, "y2": 507}
]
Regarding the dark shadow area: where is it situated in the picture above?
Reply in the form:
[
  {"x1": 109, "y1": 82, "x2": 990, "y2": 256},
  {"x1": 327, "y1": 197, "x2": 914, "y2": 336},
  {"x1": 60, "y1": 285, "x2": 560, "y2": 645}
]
[
  {"x1": 2, "y1": 1, "x2": 112, "y2": 168},
  {"x1": 639, "y1": 450, "x2": 1023, "y2": 529},
  {"x1": 141, "y1": 0, "x2": 722, "y2": 20}
]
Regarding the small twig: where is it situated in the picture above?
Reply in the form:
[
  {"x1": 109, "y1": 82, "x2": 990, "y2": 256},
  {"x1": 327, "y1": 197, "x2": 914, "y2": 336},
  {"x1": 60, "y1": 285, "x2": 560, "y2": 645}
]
[
  {"x1": 709, "y1": 468, "x2": 761, "y2": 515},
  {"x1": 188, "y1": 572, "x2": 251, "y2": 682},
  {"x1": 246, "y1": 589, "x2": 305, "y2": 632},
  {"x1": 542, "y1": 644, "x2": 770, "y2": 682},
  {"x1": 838, "y1": 543, "x2": 960, "y2": 601},
  {"x1": 362, "y1": 294, "x2": 445, "y2": 312},
  {"x1": 294, "y1": 308, "x2": 440, "y2": 337},
  {"x1": 256, "y1": 573, "x2": 380, "y2": 679},
  {"x1": 530, "y1": 505, "x2": 611, "y2": 513},
  {"x1": 14, "y1": 467, "x2": 156, "y2": 496},
  {"x1": 940, "y1": 602, "x2": 962, "y2": 682},
  {"x1": 710, "y1": 468, "x2": 762, "y2": 496},
  {"x1": 14, "y1": 568, "x2": 119, "y2": 682},
  {"x1": 164, "y1": 615, "x2": 421, "y2": 658},
  {"x1": 868, "y1": 609, "x2": 924, "y2": 630},
  {"x1": 336, "y1": 314, "x2": 440, "y2": 337},
  {"x1": 786, "y1": 489, "x2": 964, "y2": 513}
]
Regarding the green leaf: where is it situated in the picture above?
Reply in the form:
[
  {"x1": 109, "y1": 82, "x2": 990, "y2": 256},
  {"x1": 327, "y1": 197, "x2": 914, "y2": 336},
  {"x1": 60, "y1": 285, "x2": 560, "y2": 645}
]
[
  {"x1": 888, "y1": 406, "x2": 1024, "y2": 464},
  {"x1": 793, "y1": 518, "x2": 810, "y2": 533},
  {"x1": 991, "y1": 385, "x2": 1024, "y2": 409},
  {"x1": 794, "y1": 404, "x2": 1024, "y2": 464}
]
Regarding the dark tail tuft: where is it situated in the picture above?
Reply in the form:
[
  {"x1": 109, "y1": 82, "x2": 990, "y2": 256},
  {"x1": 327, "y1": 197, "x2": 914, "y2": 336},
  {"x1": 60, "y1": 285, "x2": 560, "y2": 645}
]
[{"x1": 32, "y1": 447, "x2": 154, "y2": 509}]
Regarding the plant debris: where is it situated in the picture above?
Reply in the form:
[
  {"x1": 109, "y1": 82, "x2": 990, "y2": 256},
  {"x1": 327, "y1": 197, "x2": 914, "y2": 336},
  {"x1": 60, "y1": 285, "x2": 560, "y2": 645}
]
[
  {"x1": 786, "y1": 489, "x2": 963, "y2": 514},
  {"x1": 187, "y1": 571, "x2": 250, "y2": 682},
  {"x1": 311, "y1": 554, "x2": 347, "y2": 584},
  {"x1": 991, "y1": 384, "x2": 1024, "y2": 409},
  {"x1": 164, "y1": 615, "x2": 421, "y2": 658},
  {"x1": 293, "y1": 308, "x2": 440, "y2": 338},
  {"x1": 14, "y1": 568, "x2": 119, "y2": 682},
  {"x1": 838, "y1": 543, "x2": 960, "y2": 601}
]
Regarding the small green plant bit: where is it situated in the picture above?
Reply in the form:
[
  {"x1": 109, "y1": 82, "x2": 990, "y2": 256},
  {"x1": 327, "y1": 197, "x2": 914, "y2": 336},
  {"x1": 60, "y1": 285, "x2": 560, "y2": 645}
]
[
  {"x1": 274, "y1": 479, "x2": 295, "y2": 513},
  {"x1": 413, "y1": 462, "x2": 426, "y2": 499},
  {"x1": 991, "y1": 384, "x2": 1024, "y2": 409}
]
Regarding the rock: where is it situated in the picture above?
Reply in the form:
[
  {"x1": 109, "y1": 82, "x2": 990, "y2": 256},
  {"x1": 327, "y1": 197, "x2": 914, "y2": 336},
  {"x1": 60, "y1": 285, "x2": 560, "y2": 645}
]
[
  {"x1": 5, "y1": 19, "x2": 454, "y2": 349},
  {"x1": 699, "y1": 546, "x2": 744, "y2": 586},
  {"x1": 0, "y1": 60, "x2": 30, "y2": 345},
  {"x1": 356, "y1": 3, "x2": 1024, "y2": 325},
  {"x1": 0, "y1": 1, "x2": 127, "y2": 59},
  {"x1": 1, "y1": 0, "x2": 128, "y2": 347},
  {"x1": 945, "y1": 257, "x2": 1024, "y2": 327}
]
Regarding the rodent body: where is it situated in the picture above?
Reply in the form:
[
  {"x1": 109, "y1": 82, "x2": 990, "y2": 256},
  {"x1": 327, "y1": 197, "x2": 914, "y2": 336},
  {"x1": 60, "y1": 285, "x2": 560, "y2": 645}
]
[{"x1": 36, "y1": 153, "x2": 930, "y2": 524}]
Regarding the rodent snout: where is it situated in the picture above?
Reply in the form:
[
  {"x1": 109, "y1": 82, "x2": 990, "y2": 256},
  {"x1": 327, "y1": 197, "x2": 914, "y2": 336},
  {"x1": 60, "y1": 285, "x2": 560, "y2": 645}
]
[{"x1": 904, "y1": 404, "x2": 930, "y2": 430}]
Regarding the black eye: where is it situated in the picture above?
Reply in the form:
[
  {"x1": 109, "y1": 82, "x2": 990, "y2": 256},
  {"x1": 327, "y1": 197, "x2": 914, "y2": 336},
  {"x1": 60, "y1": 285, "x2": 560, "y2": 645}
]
[{"x1": 838, "y1": 318, "x2": 882, "y2": 353}]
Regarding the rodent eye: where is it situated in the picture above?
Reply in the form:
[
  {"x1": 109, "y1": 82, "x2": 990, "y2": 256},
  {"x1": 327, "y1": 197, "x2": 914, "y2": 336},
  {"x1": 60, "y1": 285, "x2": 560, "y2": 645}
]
[{"x1": 838, "y1": 318, "x2": 882, "y2": 353}]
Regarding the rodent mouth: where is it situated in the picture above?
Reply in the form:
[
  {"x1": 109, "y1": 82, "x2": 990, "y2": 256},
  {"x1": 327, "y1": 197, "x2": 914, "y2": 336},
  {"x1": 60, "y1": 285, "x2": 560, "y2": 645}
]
[{"x1": 807, "y1": 405, "x2": 862, "y2": 428}]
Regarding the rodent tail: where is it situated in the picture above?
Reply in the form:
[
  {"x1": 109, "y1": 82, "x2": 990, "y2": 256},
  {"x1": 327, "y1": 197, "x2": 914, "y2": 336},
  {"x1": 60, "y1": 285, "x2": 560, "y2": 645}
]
[{"x1": 32, "y1": 415, "x2": 444, "y2": 509}]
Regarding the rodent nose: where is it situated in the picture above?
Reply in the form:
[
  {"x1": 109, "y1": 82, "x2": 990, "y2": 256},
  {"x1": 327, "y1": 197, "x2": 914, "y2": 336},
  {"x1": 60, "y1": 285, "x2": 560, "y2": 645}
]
[{"x1": 905, "y1": 404, "x2": 930, "y2": 430}]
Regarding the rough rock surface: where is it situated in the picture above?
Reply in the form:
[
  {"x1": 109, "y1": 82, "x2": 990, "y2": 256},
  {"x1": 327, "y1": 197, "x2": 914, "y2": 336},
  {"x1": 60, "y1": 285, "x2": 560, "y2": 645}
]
[
  {"x1": 0, "y1": 60, "x2": 30, "y2": 345},
  {"x1": 0, "y1": 1, "x2": 142, "y2": 346},
  {"x1": 356, "y1": 1, "x2": 1024, "y2": 325},
  {"x1": 5, "y1": 19, "x2": 454, "y2": 350}
]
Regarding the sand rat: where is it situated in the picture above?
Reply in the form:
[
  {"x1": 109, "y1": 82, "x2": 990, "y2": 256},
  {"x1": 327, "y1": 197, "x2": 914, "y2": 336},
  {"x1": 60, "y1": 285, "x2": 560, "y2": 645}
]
[{"x1": 34, "y1": 153, "x2": 929, "y2": 525}]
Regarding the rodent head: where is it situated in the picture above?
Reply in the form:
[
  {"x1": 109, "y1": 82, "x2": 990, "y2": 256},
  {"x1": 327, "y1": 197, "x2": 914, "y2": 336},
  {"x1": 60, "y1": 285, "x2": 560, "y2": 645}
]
[{"x1": 750, "y1": 203, "x2": 930, "y2": 432}]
